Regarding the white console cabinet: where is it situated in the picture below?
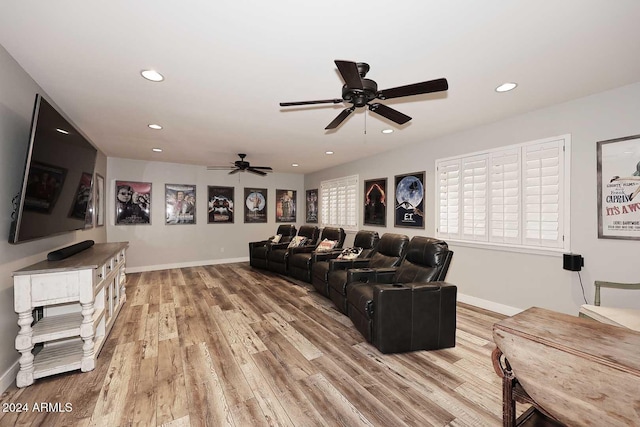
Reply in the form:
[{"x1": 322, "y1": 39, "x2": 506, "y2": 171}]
[{"x1": 12, "y1": 242, "x2": 128, "y2": 387}]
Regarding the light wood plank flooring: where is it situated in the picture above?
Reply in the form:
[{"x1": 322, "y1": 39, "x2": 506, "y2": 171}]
[{"x1": 0, "y1": 262, "x2": 515, "y2": 426}]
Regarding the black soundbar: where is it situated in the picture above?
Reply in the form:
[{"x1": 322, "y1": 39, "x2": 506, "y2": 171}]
[{"x1": 47, "y1": 240, "x2": 95, "y2": 261}]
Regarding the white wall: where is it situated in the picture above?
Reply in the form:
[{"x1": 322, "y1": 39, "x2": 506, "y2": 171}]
[
  {"x1": 107, "y1": 157, "x2": 305, "y2": 271},
  {"x1": 306, "y1": 82, "x2": 640, "y2": 315},
  {"x1": 0, "y1": 44, "x2": 107, "y2": 391}
]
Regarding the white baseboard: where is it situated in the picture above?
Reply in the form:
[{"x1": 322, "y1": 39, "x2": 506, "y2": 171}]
[
  {"x1": 0, "y1": 360, "x2": 19, "y2": 394},
  {"x1": 458, "y1": 292, "x2": 523, "y2": 316},
  {"x1": 127, "y1": 257, "x2": 250, "y2": 273}
]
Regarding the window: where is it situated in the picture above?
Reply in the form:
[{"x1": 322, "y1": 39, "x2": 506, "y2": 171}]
[
  {"x1": 436, "y1": 135, "x2": 570, "y2": 251},
  {"x1": 320, "y1": 175, "x2": 358, "y2": 230}
]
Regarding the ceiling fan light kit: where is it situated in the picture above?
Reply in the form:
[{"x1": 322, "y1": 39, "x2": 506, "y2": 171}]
[{"x1": 279, "y1": 60, "x2": 448, "y2": 130}]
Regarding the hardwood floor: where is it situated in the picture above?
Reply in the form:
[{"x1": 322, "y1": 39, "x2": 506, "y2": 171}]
[{"x1": 0, "y1": 262, "x2": 516, "y2": 426}]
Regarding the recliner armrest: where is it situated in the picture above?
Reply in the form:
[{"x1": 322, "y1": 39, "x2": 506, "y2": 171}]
[
  {"x1": 269, "y1": 242, "x2": 291, "y2": 251},
  {"x1": 312, "y1": 250, "x2": 342, "y2": 263},
  {"x1": 249, "y1": 239, "x2": 273, "y2": 249},
  {"x1": 347, "y1": 268, "x2": 376, "y2": 283},
  {"x1": 372, "y1": 268, "x2": 397, "y2": 283},
  {"x1": 289, "y1": 245, "x2": 316, "y2": 255}
]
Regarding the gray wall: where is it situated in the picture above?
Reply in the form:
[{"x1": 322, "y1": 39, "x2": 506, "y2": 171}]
[
  {"x1": 306, "y1": 82, "x2": 640, "y2": 316},
  {"x1": 0, "y1": 45, "x2": 107, "y2": 389},
  {"x1": 107, "y1": 157, "x2": 304, "y2": 271}
]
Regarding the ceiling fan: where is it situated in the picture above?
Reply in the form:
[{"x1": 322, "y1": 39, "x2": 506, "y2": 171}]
[
  {"x1": 279, "y1": 60, "x2": 448, "y2": 130},
  {"x1": 207, "y1": 153, "x2": 273, "y2": 176}
]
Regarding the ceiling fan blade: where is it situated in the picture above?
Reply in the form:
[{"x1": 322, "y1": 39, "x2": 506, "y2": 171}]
[
  {"x1": 207, "y1": 166, "x2": 234, "y2": 170},
  {"x1": 251, "y1": 166, "x2": 273, "y2": 171},
  {"x1": 228, "y1": 169, "x2": 241, "y2": 175},
  {"x1": 247, "y1": 168, "x2": 267, "y2": 176},
  {"x1": 280, "y1": 99, "x2": 343, "y2": 107},
  {"x1": 335, "y1": 60, "x2": 363, "y2": 89},
  {"x1": 325, "y1": 107, "x2": 355, "y2": 130},
  {"x1": 368, "y1": 103, "x2": 412, "y2": 125},
  {"x1": 378, "y1": 78, "x2": 448, "y2": 100}
]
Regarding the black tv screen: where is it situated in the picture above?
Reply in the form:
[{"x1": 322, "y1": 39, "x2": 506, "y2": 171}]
[{"x1": 9, "y1": 94, "x2": 97, "y2": 243}]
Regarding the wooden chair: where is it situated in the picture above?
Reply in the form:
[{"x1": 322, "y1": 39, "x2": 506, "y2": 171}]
[{"x1": 579, "y1": 280, "x2": 640, "y2": 331}]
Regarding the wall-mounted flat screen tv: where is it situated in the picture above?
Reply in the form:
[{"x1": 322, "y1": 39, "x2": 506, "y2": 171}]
[{"x1": 9, "y1": 94, "x2": 97, "y2": 243}]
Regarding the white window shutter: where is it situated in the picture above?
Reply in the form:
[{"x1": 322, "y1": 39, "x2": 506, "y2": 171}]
[
  {"x1": 461, "y1": 155, "x2": 488, "y2": 241},
  {"x1": 320, "y1": 175, "x2": 358, "y2": 230},
  {"x1": 523, "y1": 140, "x2": 563, "y2": 248},
  {"x1": 437, "y1": 159, "x2": 460, "y2": 238},
  {"x1": 490, "y1": 149, "x2": 521, "y2": 244}
]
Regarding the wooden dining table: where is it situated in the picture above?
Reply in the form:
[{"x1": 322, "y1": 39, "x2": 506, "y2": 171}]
[{"x1": 492, "y1": 306, "x2": 640, "y2": 426}]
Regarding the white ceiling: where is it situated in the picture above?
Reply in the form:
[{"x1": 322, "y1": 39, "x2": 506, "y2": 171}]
[{"x1": 2, "y1": 1, "x2": 640, "y2": 174}]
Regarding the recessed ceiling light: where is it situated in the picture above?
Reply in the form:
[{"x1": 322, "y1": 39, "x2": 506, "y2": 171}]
[
  {"x1": 381, "y1": 129, "x2": 394, "y2": 134},
  {"x1": 325, "y1": 151, "x2": 334, "y2": 155},
  {"x1": 148, "y1": 124, "x2": 163, "y2": 130},
  {"x1": 292, "y1": 163, "x2": 299, "y2": 167},
  {"x1": 152, "y1": 148, "x2": 163, "y2": 152},
  {"x1": 141, "y1": 70, "x2": 164, "y2": 82},
  {"x1": 496, "y1": 82, "x2": 517, "y2": 93},
  {"x1": 56, "y1": 128, "x2": 69, "y2": 134}
]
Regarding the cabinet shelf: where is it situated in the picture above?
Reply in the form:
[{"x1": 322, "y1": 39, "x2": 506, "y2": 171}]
[
  {"x1": 33, "y1": 339, "x2": 83, "y2": 379},
  {"x1": 32, "y1": 313, "x2": 82, "y2": 343}
]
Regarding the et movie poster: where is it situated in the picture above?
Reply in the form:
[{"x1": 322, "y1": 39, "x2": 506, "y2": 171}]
[
  {"x1": 394, "y1": 172, "x2": 425, "y2": 228},
  {"x1": 598, "y1": 135, "x2": 640, "y2": 240},
  {"x1": 244, "y1": 188, "x2": 267, "y2": 223}
]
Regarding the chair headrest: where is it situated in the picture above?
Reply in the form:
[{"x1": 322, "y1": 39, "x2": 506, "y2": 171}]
[
  {"x1": 377, "y1": 233, "x2": 410, "y2": 257},
  {"x1": 404, "y1": 236, "x2": 449, "y2": 268},
  {"x1": 354, "y1": 230, "x2": 380, "y2": 249}
]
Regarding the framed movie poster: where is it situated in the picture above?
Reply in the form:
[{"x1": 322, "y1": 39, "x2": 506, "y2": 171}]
[
  {"x1": 244, "y1": 188, "x2": 267, "y2": 223},
  {"x1": 276, "y1": 189, "x2": 296, "y2": 222},
  {"x1": 24, "y1": 161, "x2": 67, "y2": 213},
  {"x1": 597, "y1": 134, "x2": 640, "y2": 240},
  {"x1": 364, "y1": 178, "x2": 387, "y2": 226},
  {"x1": 166, "y1": 184, "x2": 196, "y2": 224},
  {"x1": 208, "y1": 186, "x2": 234, "y2": 223},
  {"x1": 306, "y1": 189, "x2": 318, "y2": 223},
  {"x1": 85, "y1": 174, "x2": 94, "y2": 228},
  {"x1": 394, "y1": 171, "x2": 425, "y2": 228},
  {"x1": 69, "y1": 172, "x2": 93, "y2": 220},
  {"x1": 95, "y1": 173, "x2": 105, "y2": 227},
  {"x1": 115, "y1": 180, "x2": 151, "y2": 225}
]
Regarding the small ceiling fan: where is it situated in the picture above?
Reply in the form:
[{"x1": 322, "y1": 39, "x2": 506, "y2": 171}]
[
  {"x1": 207, "y1": 153, "x2": 273, "y2": 176},
  {"x1": 279, "y1": 60, "x2": 448, "y2": 130}
]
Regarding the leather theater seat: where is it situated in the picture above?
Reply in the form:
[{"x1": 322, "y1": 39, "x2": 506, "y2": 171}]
[
  {"x1": 311, "y1": 230, "x2": 380, "y2": 297},
  {"x1": 288, "y1": 227, "x2": 346, "y2": 283},
  {"x1": 267, "y1": 225, "x2": 319, "y2": 275},
  {"x1": 346, "y1": 236, "x2": 455, "y2": 354},
  {"x1": 327, "y1": 233, "x2": 408, "y2": 314},
  {"x1": 249, "y1": 225, "x2": 297, "y2": 270}
]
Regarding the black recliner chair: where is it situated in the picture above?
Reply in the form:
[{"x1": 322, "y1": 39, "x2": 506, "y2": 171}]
[
  {"x1": 288, "y1": 227, "x2": 346, "y2": 283},
  {"x1": 327, "y1": 233, "x2": 408, "y2": 314},
  {"x1": 267, "y1": 225, "x2": 319, "y2": 275},
  {"x1": 346, "y1": 236, "x2": 455, "y2": 354},
  {"x1": 312, "y1": 230, "x2": 380, "y2": 298},
  {"x1": 249, "y1": 225, "x2": 297, "y2": 270}
]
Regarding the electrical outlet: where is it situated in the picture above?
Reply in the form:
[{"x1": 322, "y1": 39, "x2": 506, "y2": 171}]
[{"x1": 220, "y1": 247, "x2": 225, "y2": 253}]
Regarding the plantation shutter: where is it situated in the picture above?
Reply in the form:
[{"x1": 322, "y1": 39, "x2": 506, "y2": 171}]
[
  {"x1": 523, "y1": 139, "x2": 563, "y2": 248},
  {"x1": 320, "y1": 175, "x2": 358, "y2": 230},
  {"x1": 490, "y1": 149, "x2": 521, "y2": 244},
  {"x1": 437, "y1": 159, "x2": 461, "y2": 238},
  {"x1": 461, "y1": 155, "x2": 488, "y2": 241}
]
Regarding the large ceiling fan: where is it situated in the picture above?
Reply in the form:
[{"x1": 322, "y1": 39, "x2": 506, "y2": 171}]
[
  {"x1": 279, "y1": 60, "x2": 448, "y2": 130},
  {"x1": 207, "y1": 153, "x2": 273, "y2": 176}
]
